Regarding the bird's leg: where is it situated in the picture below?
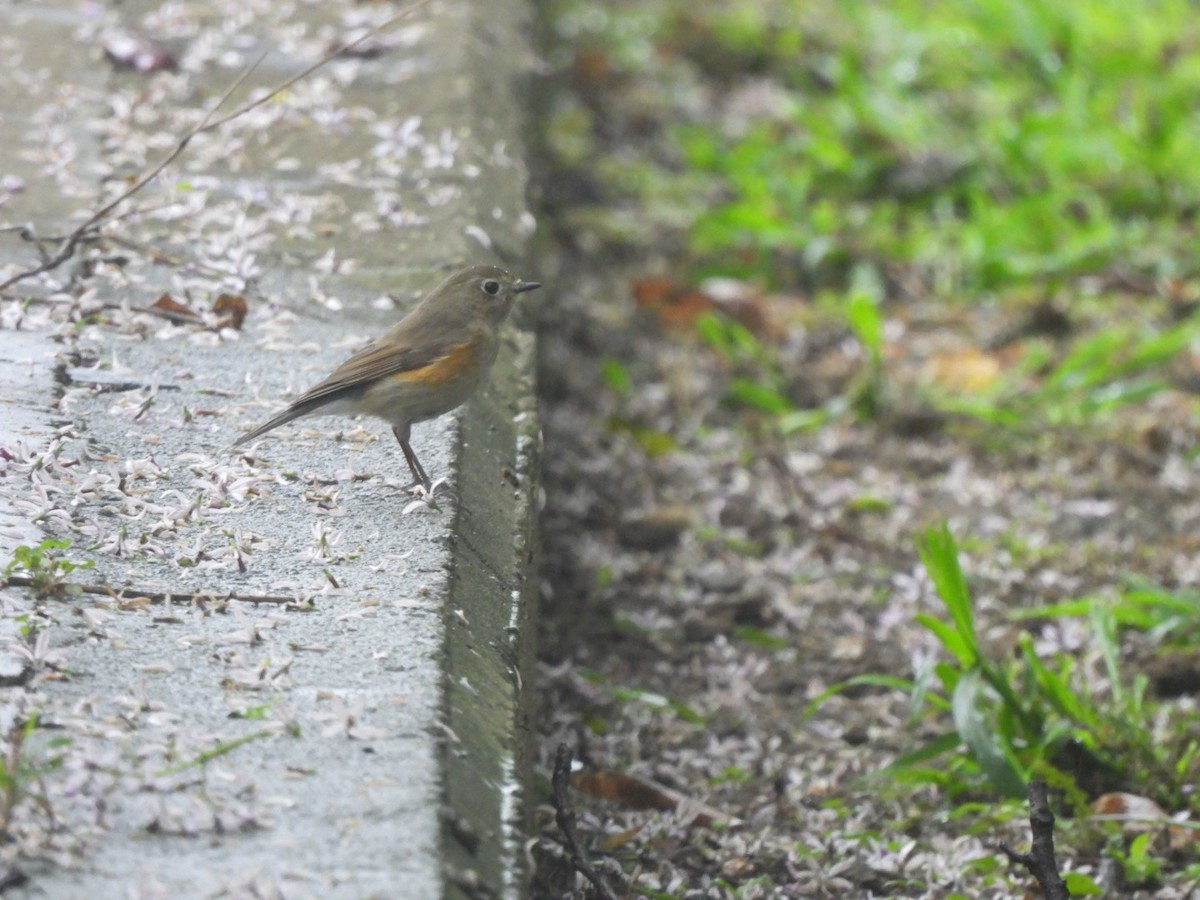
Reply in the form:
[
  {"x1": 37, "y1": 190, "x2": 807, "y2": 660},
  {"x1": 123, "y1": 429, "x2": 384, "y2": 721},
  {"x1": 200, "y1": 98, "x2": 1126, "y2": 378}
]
[
  {"x1": 391, "y1": 425, "x2": 461, "y2": 507},
  {"x1": 393, "y1": 425, "x2": 432, "y2": 494}
]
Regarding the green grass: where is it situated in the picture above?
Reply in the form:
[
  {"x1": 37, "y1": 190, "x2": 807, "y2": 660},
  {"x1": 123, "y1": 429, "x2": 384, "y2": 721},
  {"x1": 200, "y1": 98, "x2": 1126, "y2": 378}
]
[
  {"x1": 809, "y1": 522, "x2": 1200, "y2": 887},
  {"x1": 545, "y1": 0, "x2": 1200, "y2": 890},
  {"x1": 3, "y1": 539, "x2": 94, "y2": 600},
  {"x1": 553, "y1": 0, "x2": 1200, "y2": 432},
  {"x1": 0, "y1": 715, "x2": 68, "y2": 841},
  {"x1": 678, "y1": 0, "x2": 1200, "y2": 293},
  {"x1": 943, "y1": 316, "x2": 1200, "y2": 427}
]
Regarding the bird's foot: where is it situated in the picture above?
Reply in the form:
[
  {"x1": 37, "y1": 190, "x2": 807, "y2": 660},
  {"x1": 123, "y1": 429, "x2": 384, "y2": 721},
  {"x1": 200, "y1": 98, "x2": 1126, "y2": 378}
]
[
  {"x1": 427, "y1": 478, "x2": 460, "y2": 505},
  {"x1": 400, "y1": 478, "x2": 459, "y2": 513}
]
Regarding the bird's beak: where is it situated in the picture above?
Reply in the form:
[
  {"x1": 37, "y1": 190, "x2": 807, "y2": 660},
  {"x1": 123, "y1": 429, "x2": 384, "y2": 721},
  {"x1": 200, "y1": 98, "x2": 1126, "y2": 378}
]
[{"x1": 515, "y1": 280, "x2": 542, "y2": 294}]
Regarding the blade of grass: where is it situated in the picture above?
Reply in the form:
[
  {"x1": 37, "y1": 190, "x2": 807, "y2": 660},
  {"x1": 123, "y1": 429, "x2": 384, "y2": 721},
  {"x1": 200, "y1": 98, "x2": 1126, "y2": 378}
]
[
  {"x1": 917, "y1": 524, "x2": 980, "y2": 666},
  {"x1": 951, "y1": 670, "x2": 1027, "y2": 798}
]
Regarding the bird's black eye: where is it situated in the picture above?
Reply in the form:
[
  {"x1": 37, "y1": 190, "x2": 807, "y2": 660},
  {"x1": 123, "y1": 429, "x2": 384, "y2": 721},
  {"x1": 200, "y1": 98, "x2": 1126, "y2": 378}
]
[{"x1": 482, "y1": 279, "x2": 502, "y2": 296}]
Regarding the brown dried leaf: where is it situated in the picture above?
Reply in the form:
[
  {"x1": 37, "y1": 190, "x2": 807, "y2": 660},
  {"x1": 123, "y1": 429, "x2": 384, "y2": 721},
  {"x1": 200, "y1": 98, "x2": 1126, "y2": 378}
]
[
  {"x1": 148, "y1": 293, "x2": 202, "y2": 322},
  {"x1": 632, "y1": 275, "x2": 713, "y2": 330},
  {"x1": 1090, "y1": 792, "x2": 1199, "y2": 849},
  {"x1": 571, "y1": 769, "x2": 732, "y2": 827},
  {"x1": 632, "y1": 274, "x2": 783, "y2": 339},
  {"x1": 573, "y1": 769, "x2": 680, "y2": 812},
  {"x1": 1091, "y1": 791, "x2": 1166, "y2": 820},
  {"x1": 924, "y1": 346, "x2": 1003, "y2": 393},
  {"x1": 700, "y1": 276, "x2": 784, "y2": 340},
  {"x1": 213, "y1": 293, "x2": 248, "y2": 330},
  {"x1": 598, "y1": 823, "x2": 646, "y2": 852},
  {"x1": 616, "y1": 506, "x2": 690, "y2": 551},
  {"x1": 574, "y1": 47, "x2": 616, "y2": 87}
]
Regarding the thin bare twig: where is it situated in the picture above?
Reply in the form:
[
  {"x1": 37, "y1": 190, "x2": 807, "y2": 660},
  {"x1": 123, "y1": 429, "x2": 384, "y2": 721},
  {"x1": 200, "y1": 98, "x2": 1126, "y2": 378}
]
[
  {"x1": 202, "y1": 0, "x2": 436, "y2": 133},
  {"x1": 0, "y1": 0, "x2": 436, "y2": 294},
  {"x1": 0, "y1": 226, "x2": 53, "y2": 265},
  {"x1": 551, "y1": 743, "x2": 620, "y2": 900},
  {"x1": 3, "y1": 573, "x2": 308, "y2": 607},
  {"x1": 3, "y1": 294, "x2": 204, "y2": 325},
  {"x1": 999, "y1": 779, "x2": 1071, "y2": 900},
  {"x1": 0, "y1": 56, "x2": 265, "y2": 294}
]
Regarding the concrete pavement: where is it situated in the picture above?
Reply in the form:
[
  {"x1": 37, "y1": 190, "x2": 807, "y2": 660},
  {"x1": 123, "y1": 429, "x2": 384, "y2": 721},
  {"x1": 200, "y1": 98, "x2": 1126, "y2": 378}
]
[{"x1": 0, "y1": 1, "x2": 541, "y2": 896}]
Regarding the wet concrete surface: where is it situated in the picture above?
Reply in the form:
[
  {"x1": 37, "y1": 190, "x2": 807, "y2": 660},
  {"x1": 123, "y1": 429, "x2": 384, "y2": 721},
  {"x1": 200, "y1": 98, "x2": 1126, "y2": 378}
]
[{"x1": 0, "y1": 1, "x2": 541, "y2": 896}]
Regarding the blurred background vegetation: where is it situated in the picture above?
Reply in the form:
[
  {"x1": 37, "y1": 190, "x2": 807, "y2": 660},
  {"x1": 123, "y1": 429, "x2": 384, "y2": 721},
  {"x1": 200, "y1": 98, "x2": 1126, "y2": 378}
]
[
  {"x1": 537, "y1": 1, "x2": 1200, "y2": 894},
  {"x1": 543, "y1": 0, "x2": 1200, "y2": 432}
]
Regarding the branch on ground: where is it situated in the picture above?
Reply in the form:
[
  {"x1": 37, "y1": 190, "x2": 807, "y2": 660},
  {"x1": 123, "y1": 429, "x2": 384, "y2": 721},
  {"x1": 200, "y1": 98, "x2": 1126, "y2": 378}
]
[
  {"x1": 3, "y1": 573, "x2": 307, "y2": 607},
  {"x1": 551, "y1": 743, "x2": 620, "y2": 900},
  {"x1": 1000, "y1": 779, "x2": 1071, "y2": 900}
]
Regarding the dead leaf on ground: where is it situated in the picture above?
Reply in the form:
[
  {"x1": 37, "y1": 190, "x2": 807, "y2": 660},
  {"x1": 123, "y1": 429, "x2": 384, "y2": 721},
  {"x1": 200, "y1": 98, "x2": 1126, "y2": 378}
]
[
  {"x1": 1090, "y1": 792, "x2": 1199, "y2": 849},
  {"x1": 213, "y1": 293, "x2": 248, "y2": 330},
  {"x1": 147, "y1": 293, "x2": 202, "y2": 323},
  {"x1": 923, "y1": 346, "x2": 1003, "y2": 393},
  {"x1": 571, "y1": 768, "x2": 736, "y2": 828},
  {"x1": 616, "y1": 506, "x2": 690, "y2": 551},
  {"x1": 700, "y1": 276, "x2": 786, "y2": 340},
  {"x1": 631, "y1": 274, "x2": 785, "y2": 340},
  {"x1": 598, "y1": 823, "x2": 647, "y2": 852},
  {"x1": 632, "y1": 275, "x2": 714, "y2": 330},
  {"x1": 574, "y1": 46, "x2": 618, "y2": 89}
]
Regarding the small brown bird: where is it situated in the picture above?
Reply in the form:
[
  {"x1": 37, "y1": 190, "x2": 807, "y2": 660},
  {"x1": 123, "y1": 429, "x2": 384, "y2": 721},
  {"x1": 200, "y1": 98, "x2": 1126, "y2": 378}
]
[{"x1": 232, "y1": 265, "x2": 541, "y2": 495}]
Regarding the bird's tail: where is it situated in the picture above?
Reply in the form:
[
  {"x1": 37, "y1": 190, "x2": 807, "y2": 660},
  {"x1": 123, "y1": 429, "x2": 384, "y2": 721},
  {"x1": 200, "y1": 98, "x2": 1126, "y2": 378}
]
[{"x1": 230, "y1": 398, "x2": 330, "y2": 448}]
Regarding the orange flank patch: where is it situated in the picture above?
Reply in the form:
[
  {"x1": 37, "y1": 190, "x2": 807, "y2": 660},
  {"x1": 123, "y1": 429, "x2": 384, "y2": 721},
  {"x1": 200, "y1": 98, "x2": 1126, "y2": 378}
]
[{"x1": 397, "y1": 339, "x2": 478, "y2": 385}]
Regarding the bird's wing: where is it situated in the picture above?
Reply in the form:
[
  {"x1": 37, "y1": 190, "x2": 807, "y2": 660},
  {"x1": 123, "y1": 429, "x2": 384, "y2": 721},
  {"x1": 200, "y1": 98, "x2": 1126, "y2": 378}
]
[
  {"x1": 230, "y1": 338, "x2": 465, "y2": 447},
  {"x1": 291, "y1": 337, "x2": 462, "y2": 407}
]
